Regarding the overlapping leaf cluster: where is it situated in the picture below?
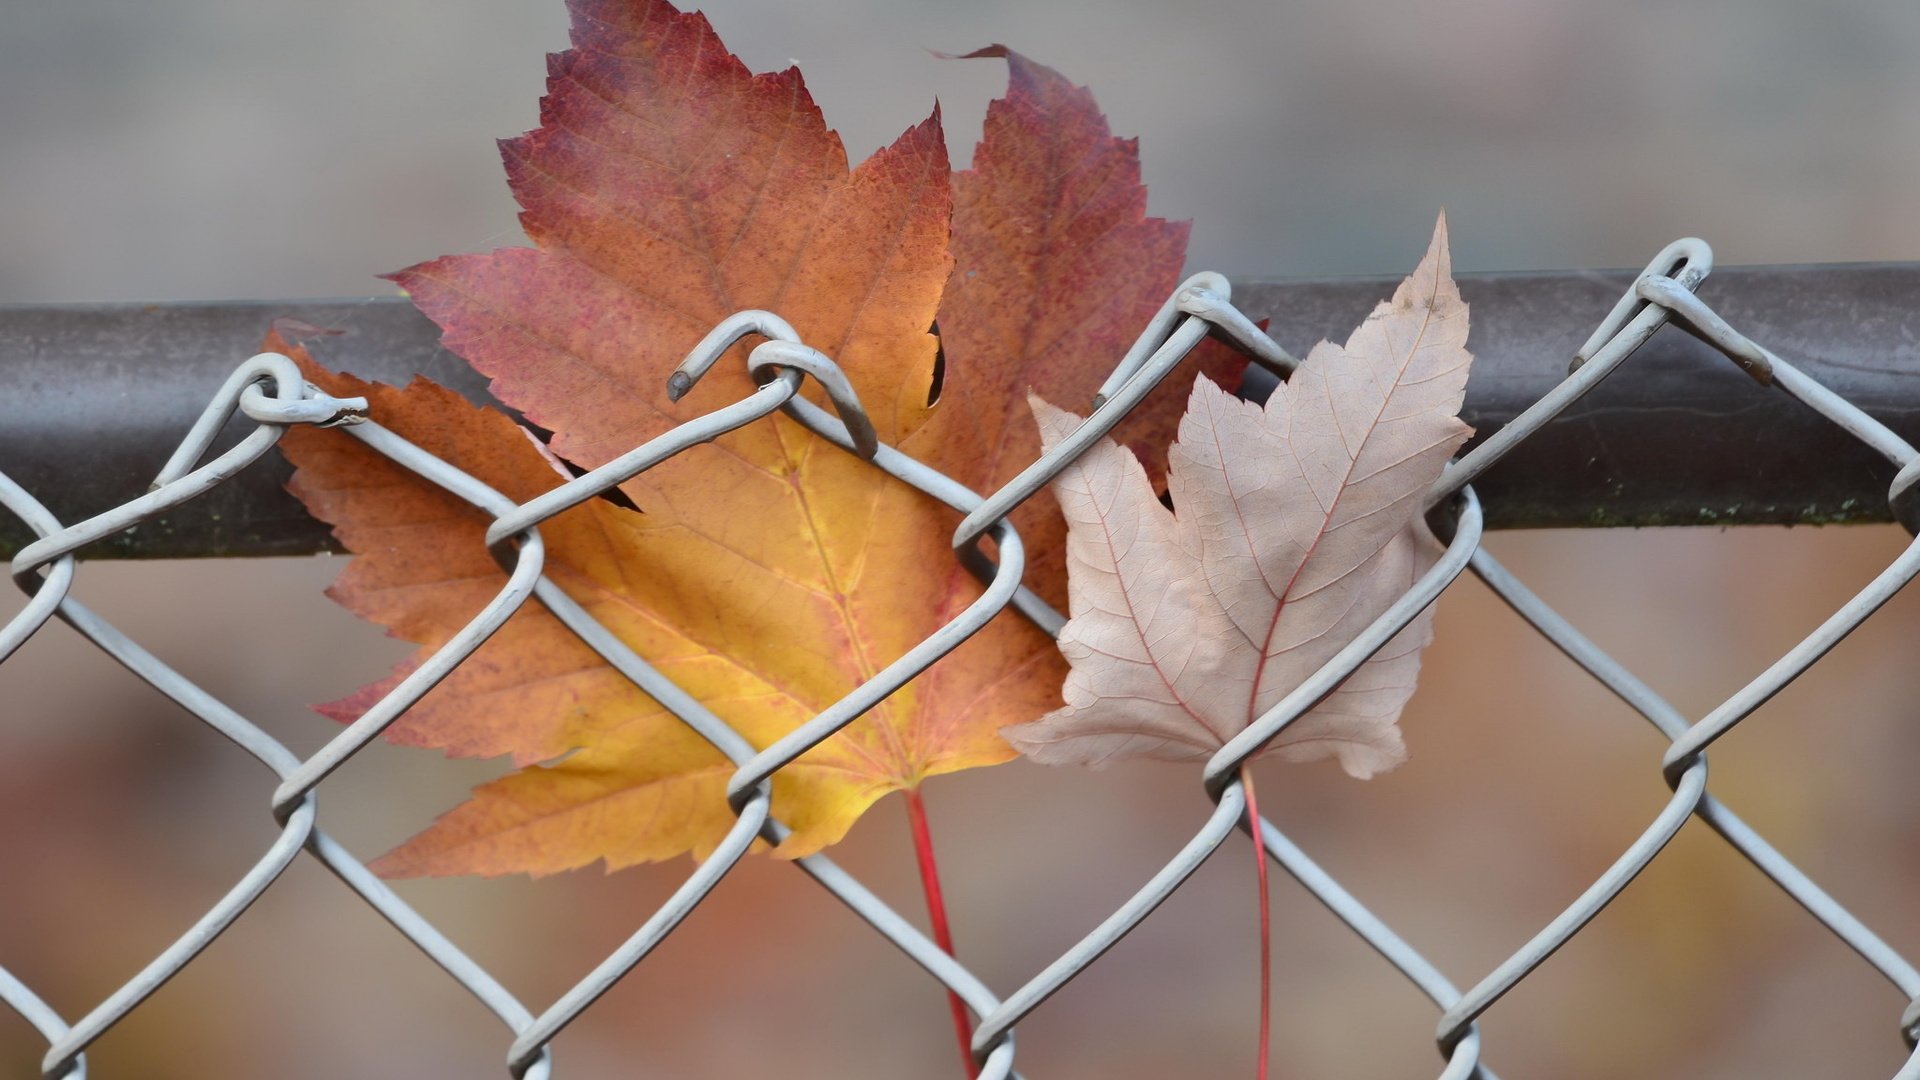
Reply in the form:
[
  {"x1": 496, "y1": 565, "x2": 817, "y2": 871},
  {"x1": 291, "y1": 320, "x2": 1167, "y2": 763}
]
[{"x1": 282, "y1": 0, "x2": 1242, "y2": 875}]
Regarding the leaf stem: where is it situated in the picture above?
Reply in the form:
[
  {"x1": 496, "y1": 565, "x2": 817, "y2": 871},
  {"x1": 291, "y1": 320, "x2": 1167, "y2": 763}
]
[
  {"x1": 905, "y1": 785, "x2": 979, "y2": 1080},
  {"x1": 1240, "y1": 764, "x2": 1271, "y2": 1080}
]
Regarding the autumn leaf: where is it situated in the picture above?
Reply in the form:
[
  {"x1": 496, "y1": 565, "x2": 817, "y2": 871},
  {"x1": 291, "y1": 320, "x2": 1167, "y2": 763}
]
[
  {"x1": 281, "y1": 340, "x2": 839, "y2": 869},
  {"x1": 1003, "y1": 218, "x2": 1472, "y2": 775},
  {"x1": 937, "y1": 45, "x2": 1245, "y2": 610},
  {"x1": 281, "y1": 3, "x2": 1232, "y2": 875}
]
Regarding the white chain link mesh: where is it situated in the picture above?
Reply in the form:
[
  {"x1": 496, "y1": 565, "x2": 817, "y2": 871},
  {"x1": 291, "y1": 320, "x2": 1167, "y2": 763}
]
[{"x1": 3, "y1": 237, "x2": 1917, "y2": 1079}]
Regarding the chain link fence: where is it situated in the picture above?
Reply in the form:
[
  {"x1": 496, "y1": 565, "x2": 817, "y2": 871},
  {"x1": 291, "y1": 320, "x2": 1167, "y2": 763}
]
[{"x1": 2, "y1": 237, "x2": 1918, "y2": 1079}]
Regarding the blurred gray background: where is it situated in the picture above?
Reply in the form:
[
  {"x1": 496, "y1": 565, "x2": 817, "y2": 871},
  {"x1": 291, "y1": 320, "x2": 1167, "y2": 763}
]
[{"x1": 3, "y1": 1, "x2": 1920, "y2": 1078}]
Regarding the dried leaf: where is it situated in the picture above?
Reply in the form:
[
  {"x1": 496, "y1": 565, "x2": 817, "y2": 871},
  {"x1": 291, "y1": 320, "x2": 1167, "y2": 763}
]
[
  {"x1": 281, "y1": 5, "x2": 1224, "y2": 875},
  {"x1": 1003, "y1": 218, "x2": 1472, "y2": 775}
]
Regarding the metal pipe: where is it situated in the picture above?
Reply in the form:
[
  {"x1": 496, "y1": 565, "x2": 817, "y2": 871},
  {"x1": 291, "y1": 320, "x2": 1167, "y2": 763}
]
[{"x1": 2, "y1": 263, "x2": 1916, "y2": 558}]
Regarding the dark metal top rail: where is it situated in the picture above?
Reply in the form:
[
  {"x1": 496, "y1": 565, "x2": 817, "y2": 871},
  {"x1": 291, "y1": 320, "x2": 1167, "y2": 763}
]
[{"x1": 3, "y1": 262, "x2": 1917, "y2": 558}]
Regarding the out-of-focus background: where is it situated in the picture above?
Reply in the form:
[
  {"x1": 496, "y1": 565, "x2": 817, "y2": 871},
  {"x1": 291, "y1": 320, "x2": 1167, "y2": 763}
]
[{"x1": 3, "y1": 1, "x2": 1919, "y2": 1077}]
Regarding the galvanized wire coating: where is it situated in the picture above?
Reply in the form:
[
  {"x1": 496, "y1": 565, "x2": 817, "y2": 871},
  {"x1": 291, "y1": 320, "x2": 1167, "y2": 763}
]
[{"x1": 1, "y1": 238, "x2": 1917, "y2": 1078}]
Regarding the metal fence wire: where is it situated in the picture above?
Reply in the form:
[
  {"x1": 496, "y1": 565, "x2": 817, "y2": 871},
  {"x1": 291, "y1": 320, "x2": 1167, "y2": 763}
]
[{"x1": 4, "y1": 236, "x2": 1920, "y2": 1080}]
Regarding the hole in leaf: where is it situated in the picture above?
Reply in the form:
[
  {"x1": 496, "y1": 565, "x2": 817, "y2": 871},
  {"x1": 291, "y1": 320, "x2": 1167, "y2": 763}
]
[
  {"x1": 926, "y1": 320, "x2": 946, "y2": 407},
  {"x1": 522, "y1": 421, "x2": 644, "y2": 515}
]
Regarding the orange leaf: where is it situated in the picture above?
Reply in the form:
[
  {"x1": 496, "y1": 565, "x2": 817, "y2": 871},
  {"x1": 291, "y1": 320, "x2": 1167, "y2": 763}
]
[
  {"x1": 280, "y1": 347, "x2": 803, "y2": 870},
  {"x1": 283, "y1": 3, "x2": 1237, "y2": 875}
]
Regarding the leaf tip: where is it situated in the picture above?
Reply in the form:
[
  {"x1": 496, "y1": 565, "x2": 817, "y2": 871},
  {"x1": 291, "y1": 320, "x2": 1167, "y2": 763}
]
[
  {"x1": 1425, "y1": 209, "x2": 1454, "y2": 284},
  {"x1": 1390, "y1": 211, "x2": 1462, "y2": 315},
  {"x1": 1026, "y1": 391, "x2": 1082, "y2": 452},
  {"x1": 366, "y1": 850, "x2": 420, "y2": 881},
  {"x1": 940, "y1": 43, "x2": 1012, "y2": 63},
  {"x1": 1333, "y1": 733, "x2": 1409, "y2": 780}
]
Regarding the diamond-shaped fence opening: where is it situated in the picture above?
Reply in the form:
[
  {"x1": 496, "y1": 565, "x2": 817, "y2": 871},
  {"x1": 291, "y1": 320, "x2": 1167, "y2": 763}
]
[{"x1": 2, "y1": 239, "x2": 1918, "y2": 1078}]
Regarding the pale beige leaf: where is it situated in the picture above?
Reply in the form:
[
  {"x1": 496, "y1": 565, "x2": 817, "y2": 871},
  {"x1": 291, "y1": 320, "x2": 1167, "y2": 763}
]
[{"x1": 1003, "y1": 217, "x2": 1472, "y2": 777}]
